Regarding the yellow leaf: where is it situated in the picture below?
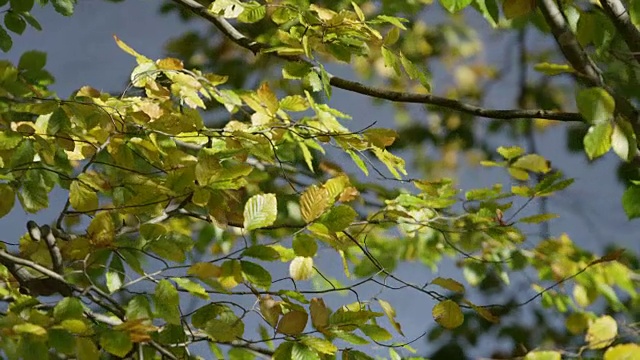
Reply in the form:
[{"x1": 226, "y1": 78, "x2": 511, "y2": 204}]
[
  {"x1": 300, "y1": 185, "x2": 329, "y2": 223},
  {"x1": 187, "y1": 262, "x2": 222, "y2": 279},
  {"x1": 156, "y1": 57, "x2": 183, "y2": 70},
  {"x1": 432, "y1": 300, "x2": 464, "y2": 329},
  {"x1": 378, "y1": 298, "x2": 404, "y2": 336},
  {"x1": 276, "y1": 310, "x2": 308, "y2": 335},
  {"x1": 503, "y1": 0, "x2": 536, "y2": 19},
  {"x1": 431, "y1": 277, "x2": 465, "y2": 293},
  {"x1": 586, "y1": 315, "x2": 617, "y2": 349},
  {"x1": 257, "y1": 82, "x2": 279, "y2": 114},
  {"x1": 113, "y1": 35, "x2": 151, "y2": 64}
]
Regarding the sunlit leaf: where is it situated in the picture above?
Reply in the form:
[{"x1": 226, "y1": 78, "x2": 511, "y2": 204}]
[
  {"x1": 432, "y1": 300, "x2": 464, "y2": 329},
  {"x1": 243, "y1": 193, "x2": 277, "y2": 230}
]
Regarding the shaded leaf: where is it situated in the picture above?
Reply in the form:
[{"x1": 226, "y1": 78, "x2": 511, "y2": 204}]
[{"x1": 432, "y1": 300, "x2": 464, "y2": 329}]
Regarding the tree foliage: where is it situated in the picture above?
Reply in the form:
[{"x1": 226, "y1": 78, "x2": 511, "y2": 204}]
[{"x1": 0, "y1": 0, "x2": 639, "y2": 359}]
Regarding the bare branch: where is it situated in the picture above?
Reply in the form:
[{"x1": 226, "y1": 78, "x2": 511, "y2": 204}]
[
  {"x1": 170, "y1": 0, "x2": 584, "y2": 123},
  {"x1": 600, "y1": 0, "x2": 640, "y2": 65}
]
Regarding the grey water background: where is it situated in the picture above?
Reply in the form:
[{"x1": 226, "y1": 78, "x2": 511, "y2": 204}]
[{"x1": 2, "y1": 0, "x2": 639, "y2": 358}]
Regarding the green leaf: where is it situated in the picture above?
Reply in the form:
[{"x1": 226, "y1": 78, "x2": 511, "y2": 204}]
[
  {"x1": 360, "y1": 324, "x2": 392, "y2": 342},
  {"x1": 242, "y1": 245, "x2": 281, "y2": 261},
  {"x1": 576, "y1": 87, "x2": 615, "y2": 125},
  {"x1": 99, "y1": 330, "x2": 133, "y2": 358},
  {"x1": 238, "y1": 3, "x2": 266, "y2": 23},
  {"x1": 76, "y1": 338, "x2": 99, "y2": 360},
  {"x1": 273, "y1": 342, "x2": 294, "y2": 360},
  {"x1": 622, "y1": 185, "x2": 640, "y2": 219},
  {"x1": 19, "y1": 171, "x2": 49, "y2": 213},
  {"x1": 289, "y1": 256, "x2": 314, "y2": 280},
  {"x1": 320, "y1": 205, "x2": 357, "y2": 232},
  {"x1": 497, "y1": 146, "x2": 524, "y2": 159},
  {"x1": 240, "y1": 261, "x2": 272, "y2": 289},
  {"x1": 10, "y1": 0, "x2": 34, "y2": 12},
  {"x1": 53, "y1": 297, "x2": 84, "y2": 322},
  {"x1": 512, "y1": 154, "x2": 550, "y2": 173},
  {"x1": 22, "y1": 12, "x2": 41, "y2": 31},
  {"x1": 172, "y1": 277, "x2": 209, "y2": 299},
  {"x1": 432, "y1": 300, "x2": 464, "y2": 329},
  {"x1": 300, "y1": 336, "x2": 337, "y2": 355},
  {"x1": 533, "y1": 62, "x2": 574, "y2": 76},
  {"x1": 154, "y1": 280, "x2": 181, "y2": 325},
  {"x1": 0, "y1": 130, "x2": 23, "y2": 150},
  {"x1": 584, "y1": 122, "x2": 613, "y2": 160},
  {"x1": 381, "y1": 46, "x2": 401, "y2": 76},
  {"x1": 18, "y1": 50, "x2": 46, "y2": 71},
  {"x1": 519, "y1": 213, "x2": 559, "y2": 223},
  {"x1": 0, "y1": 184, "x2": 15, "y2": 218},
  {"x1": 0, "y1": 25, "x2": 12, "y2": 52},
  {"x1": 586, "y1": 315, "x2": 617, "y2": 349},
  {"x1": 431, "y1": 277, "x2": 465, "y2": 293},
  {"x1": 4, "y1": 12, "x2": 26, "y2": 34},
  {"x1": 503, "y1": 0, "x2": 535, "y2": 19},
  {"x1": 292, "y1": 233, "x2": 318, "y2": 257},
  {"x1": 69, "y1": 180, "x2": 99, "y2": 212},
  {"x1": 243, "y1": 193, "x2": 277, "y2": 230},
  {"x1": 473, "y1": 0, "x2": 499, "y2": 26},
  {"x1": 333, "y1": 331, "x2": 369, "y2": 345},
  {"x1": 51, "y1": 0, "x2": 75, "y2": 16},
  {"x1": 291, "y1": 343, "x2": 320, "y2": 360},
  {"x1": 440, "y1": 0, "x2": 473, "y2": 13}
]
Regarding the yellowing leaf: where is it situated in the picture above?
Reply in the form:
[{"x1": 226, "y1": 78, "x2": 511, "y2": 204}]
[
  {"x1": 300, "y1": 336, "x2": 337, "y2": 355},
  {"x1": 260, "y1": 295, "x2": 282, "y2": 327},
  {"x1": 277, "y1": 310, "x2": 308, "y2": 336},
  {"x1": 310, "y1": 298, "x2": 330, "y2": 330},
  {"x1": 432, "y1": 300, "x2": 464, "y2": 329},
  {"x1": 431, "y1": 277, "x2": 465, "y2": 293},
  {"x1": 378, "y1": 299, "x2": 404, "y2": 336},
  {"x1": 87, "y1": 211, "x2": 114, "y2": 247},
  {"x1": 257, "y1": 82, "x2": 279, "y2": 114},
  {"x1": 188, "y1": 262, "x2": 222, "y2": 279},
  {"x1": 172, "y1": 277, "x2": 209, "y2": 300},
  {"x1": 290, "y1": 256, "x2": 314, "y2": 280},
  {"x1": 604, "y1": 343, "x2": 640, "y2": 360},
  {"x1": 586, "y1": 315, "x2": 617, "y2": 349},
  {"x1": 524, "y1": 351, "x2": 561, "y2": 360},
  {"x1": 0, "y1": 184, "x2": 15, "y2": 218},
  {"x1": 13, "y1": 323, "x2": 47, "y2": 337},
  {"x1": 503, "y1": 0, "x2": 536, "y2": 19},
  {"x1": 519, "y1": 213, "x2": 559, "y2": 224},
  {"x1": 512, "y1": 154, "x2": 550, "y2": 173},
  {"x1": 243, "y1": 193, "x2": 278, "y2": 230},
  {"x1": 156, "y1": 57, "x2": 183, "y2": 70},
  {"x1": 70, "y1": 180, "x2": 99, "y2": 212},
  {"x1": 300, "y1": 185, "x2": 329, "y2": 223}
]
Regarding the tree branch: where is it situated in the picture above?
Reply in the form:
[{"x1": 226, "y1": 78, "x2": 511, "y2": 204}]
[
  {"x1": 538, "y1": 0, "x2": 640, "y2": 134},
  {"x1": 599, "y1": 0, "x2": 640, "y2": 65},
  {"x1": 170, "y1": 0, "x2": 584, "y2": 123}
]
